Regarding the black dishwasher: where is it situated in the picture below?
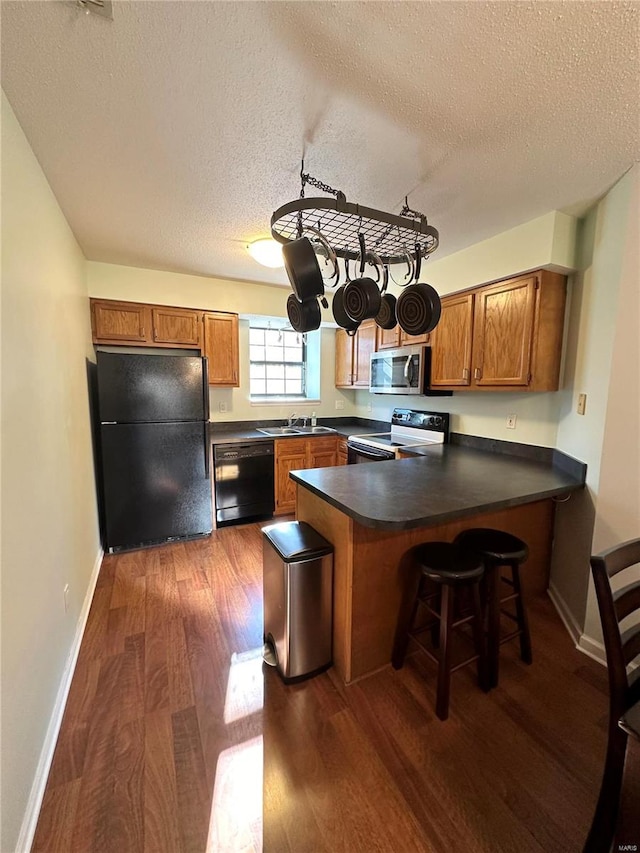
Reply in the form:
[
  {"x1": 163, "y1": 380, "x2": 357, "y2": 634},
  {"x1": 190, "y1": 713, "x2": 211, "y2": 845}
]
[{"x1": 213, "y1": 442, "x2": 275, "y2": 526}]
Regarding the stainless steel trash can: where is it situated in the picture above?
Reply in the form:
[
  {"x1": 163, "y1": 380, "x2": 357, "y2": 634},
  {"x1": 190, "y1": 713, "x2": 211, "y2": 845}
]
[{"x1": 262, "y1": 521, "x2": 333, "y2": 682}]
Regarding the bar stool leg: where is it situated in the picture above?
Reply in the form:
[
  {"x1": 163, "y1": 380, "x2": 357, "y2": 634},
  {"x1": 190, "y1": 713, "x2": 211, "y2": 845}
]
[
  {"x1": 486, "y1": 561, "x2": 501, "y2": 689},
  {"x1": 470, "y1": 581, "x2": 490, "y2": 692},
  {"x1": 511, "y1": 561, "x2": 533, "y2": 665},
  {"x1": 436, "y1": 584, "x2": 454, "y2": 721}
]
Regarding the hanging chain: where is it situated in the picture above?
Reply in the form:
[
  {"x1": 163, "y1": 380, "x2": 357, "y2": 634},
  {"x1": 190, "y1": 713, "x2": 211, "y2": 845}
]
[
  {"x1": 400, "y1": 196, "x2": 428, "y2": 224},
  {"x1": 297, "y1": 161, "x2": 345, "y2": 237}
]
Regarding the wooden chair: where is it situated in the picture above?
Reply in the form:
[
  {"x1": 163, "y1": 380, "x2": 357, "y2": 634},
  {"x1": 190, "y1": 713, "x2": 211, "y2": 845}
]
[
  {"x1": 584, "y1": 537, "x2": 640, "y2": 853},
  {"x1": 392, "y1": 542, "x2": 489, "y2": 721}
]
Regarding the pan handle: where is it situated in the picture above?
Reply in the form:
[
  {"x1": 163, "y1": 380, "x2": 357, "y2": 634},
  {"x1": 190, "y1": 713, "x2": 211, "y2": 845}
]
[
  {"x1": 414, "y1": 243, "x2": 422, "y2": 283},
  {"x1": 358, "y1": 233, "x2": 366, "y2": 276}
]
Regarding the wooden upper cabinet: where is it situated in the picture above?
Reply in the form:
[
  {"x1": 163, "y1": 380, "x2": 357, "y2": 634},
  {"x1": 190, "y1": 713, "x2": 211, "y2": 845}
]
[
  {"x1": 335, "y1": 329, "x2": 355, "y2": 388},
  {"x1": 429, "y1": 270, "x2": 567, "y2": 392},
  {"x1": 400, "y1": 329, "x2": 430, "y2": 346},
  {"x1": 336, "y1": 321, "x2": 377, "y2": 389},
  {"x1": 472, "y1": 274, "x2": 537, "y2": 387},
  {"x1": 151, "y1": 307, "x2": 201, "y2": 347},
  {"x1": 91, "y1": 300, "x2": 149, "y2": 343},
  {"x1": 202, "y1": 312, "x2": 239, "y2": 386},
  {"x1": 353, "y1": 320, "x2": 377, "y2": 387},
  {"x1": 377, "y1": 326, "x2": 430, "y2": 349},
  {"x1": 430, "y1": 293, "x2": 474, "y2": 386}
]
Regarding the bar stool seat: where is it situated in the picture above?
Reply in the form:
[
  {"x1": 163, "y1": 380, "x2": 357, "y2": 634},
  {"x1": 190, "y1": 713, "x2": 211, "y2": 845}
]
[
  {"x1": 392, "y1": 541, "x2": 489, "y2": 721},
  {"x1": 455, "y1": 528, "x2": 531, "y2": 688}
]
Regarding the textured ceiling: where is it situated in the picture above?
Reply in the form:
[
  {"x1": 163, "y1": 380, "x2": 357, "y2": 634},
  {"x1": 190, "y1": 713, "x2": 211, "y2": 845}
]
[{"x1": 2, "y1": 1, "x2": 639, "y2": 286}]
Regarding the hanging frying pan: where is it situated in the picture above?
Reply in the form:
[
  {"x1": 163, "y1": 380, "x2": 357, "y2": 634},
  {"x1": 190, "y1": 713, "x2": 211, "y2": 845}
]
[
  {"x1": 373, "y1": 259, "x2": 397, "y2": 330},
  {"x1": 287, "y1": 293, "x2": 321, "y2": 333},
  {"x1": 343, "y1": 234, "x2": 381, "y2": 322},
  {"x1": 332, "y1": 258, "x2": 360, "y2": 333},
  {"x1": 282, "y1": 237, "x2": 325, "y2": 302},
  {"x1": 395, "y1": 245, "x2": 442, "y2": 335}
]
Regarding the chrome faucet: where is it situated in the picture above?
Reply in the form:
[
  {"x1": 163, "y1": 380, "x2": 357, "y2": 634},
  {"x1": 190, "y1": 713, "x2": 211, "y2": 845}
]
[{"x1": 287, "y1": 412, "x2": 298, "y2": 427}]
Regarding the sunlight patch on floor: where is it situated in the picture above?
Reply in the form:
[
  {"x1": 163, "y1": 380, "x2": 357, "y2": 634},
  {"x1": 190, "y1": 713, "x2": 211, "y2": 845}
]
[
  {"x1": 207, "y1": 735, "x2": 263, "y2": 853},
  {"x1": 223, "y1": 647, "x2": 264, "y2": 725}
]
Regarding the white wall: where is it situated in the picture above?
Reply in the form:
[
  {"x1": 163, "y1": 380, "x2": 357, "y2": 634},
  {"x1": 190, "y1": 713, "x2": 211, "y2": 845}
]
[
  {"x1": 1, "y1": 93, "x2": 100, "y2": 851},
  {"x1": 550, "y1": 166, "x2": 639, "y2": 646}
]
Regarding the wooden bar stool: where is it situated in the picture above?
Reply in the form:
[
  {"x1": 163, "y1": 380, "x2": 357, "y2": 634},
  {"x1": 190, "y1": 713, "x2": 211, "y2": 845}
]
[
  {"x1": 455, "y1": 528, "x2": 531, "y2": 688},
  {"x1": 392, "y1": 542, "x2": 489, "y2": 721}
]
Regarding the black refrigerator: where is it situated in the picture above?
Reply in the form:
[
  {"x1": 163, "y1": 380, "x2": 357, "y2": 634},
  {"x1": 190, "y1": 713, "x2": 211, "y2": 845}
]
[{"x1": 96, "y1": 352, "x2": 212, "y2": 552}]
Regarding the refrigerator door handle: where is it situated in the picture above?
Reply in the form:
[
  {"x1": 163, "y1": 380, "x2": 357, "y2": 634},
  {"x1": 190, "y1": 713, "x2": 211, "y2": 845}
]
[
  {"x1": 202, "y1": 356, "x2": 210, "y2": 421},
  {"x1": 203, "y1": 423, "x2": 210, "y2": 480}
]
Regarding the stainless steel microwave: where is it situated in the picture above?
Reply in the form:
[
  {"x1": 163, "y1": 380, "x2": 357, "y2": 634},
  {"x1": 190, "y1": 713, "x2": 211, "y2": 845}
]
[{"x1": 369, "y1": 345, "x2": 452, "y2": 396}]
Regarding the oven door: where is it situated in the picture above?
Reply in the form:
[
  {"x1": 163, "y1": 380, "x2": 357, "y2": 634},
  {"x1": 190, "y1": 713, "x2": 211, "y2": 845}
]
[{"x1": 347, "y1": 441, "x2": 396, "y2": 464}]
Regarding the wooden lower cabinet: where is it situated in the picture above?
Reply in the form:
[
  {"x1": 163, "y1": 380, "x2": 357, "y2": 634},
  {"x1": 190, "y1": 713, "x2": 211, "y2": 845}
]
[
  {"x1": 275, "y1": 436, "x2": 340, "y2": 514},
  {"x1": 337, "y1": 438, "x2": 348, "y2": 466}
]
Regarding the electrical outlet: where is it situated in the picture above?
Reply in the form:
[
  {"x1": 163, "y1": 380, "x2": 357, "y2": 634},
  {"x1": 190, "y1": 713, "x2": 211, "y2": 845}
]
[
  {"x1": 506, "y1": 414, "x2": 517, "y2": 430},
  {"x1": 219, "y1": 401, "x2": 228, "y2": 413},
  {"x1": 367, "y1": 402, "x2": 372, "y2": 413},
  {"x1": 335, "y1": 400, "x2": 344, "y2": 410},
  {"x1": 63, "y1": 584, "x2": 70, "y2": 613},
  {"x1": 577, "y1": 393, "x2": 587, "y2": 415}
]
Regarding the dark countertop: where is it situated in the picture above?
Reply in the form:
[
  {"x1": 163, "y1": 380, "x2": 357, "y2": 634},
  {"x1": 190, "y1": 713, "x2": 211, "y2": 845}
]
[
  {"x1": 208, "y1": 418, "x2": 386, "y2": 445},
  {"x1": 290, "y1": 444, "x2": 585, "y2": 530}
]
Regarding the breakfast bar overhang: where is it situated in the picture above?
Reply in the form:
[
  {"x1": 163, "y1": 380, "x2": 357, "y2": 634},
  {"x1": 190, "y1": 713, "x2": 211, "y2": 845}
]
[{"x1": 291, "y1": 445, "x2": 586, "y2": 684}]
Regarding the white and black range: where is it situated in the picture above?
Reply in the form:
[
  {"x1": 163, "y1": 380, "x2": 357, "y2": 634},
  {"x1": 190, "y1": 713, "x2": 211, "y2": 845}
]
[{"x1": 347, "y1": 407, "x2": 450, "y2": 463}]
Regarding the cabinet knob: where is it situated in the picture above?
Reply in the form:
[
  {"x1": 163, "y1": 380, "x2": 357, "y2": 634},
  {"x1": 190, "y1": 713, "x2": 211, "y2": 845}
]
[
  {"x1": 462, "y1": 368, "x2": 470, "y2": 380},
  {"x1": 474, "y1": 367, "x2": 482, "y2": 380}
]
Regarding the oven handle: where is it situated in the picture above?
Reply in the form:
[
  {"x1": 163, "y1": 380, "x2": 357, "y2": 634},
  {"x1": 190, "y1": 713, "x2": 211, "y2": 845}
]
[{"x1": 347, "y1": 441, "x2": 395, "y2": 462}]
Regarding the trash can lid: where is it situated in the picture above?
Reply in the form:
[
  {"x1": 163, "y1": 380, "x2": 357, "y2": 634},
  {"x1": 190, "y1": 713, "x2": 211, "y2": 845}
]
[{"x1": 262, "y1": 521, "x2": 333, "y2": 562}]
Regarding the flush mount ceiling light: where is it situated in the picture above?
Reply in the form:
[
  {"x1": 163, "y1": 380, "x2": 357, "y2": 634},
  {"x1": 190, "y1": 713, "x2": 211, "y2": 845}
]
[{"x1": 247, "y1": 238, "x2": 284, "y2": 268}]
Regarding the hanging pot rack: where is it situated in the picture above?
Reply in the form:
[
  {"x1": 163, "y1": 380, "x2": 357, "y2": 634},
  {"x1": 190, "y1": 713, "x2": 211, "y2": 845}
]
[{"x1": 270, "y1": 165, "x2": 439, "y2": 267}]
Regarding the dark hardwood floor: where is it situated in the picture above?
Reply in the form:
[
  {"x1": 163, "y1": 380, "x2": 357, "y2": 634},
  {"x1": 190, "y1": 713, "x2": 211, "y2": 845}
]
[{"x1": 32, "y1": 521, "x2": 638, "y2": 852}]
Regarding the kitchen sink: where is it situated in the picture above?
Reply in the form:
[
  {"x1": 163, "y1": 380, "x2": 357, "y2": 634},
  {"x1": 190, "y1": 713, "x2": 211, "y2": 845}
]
[
  {"x1": 294, "y1": 426, "x2": 337, "y2": 434},
  {"x1": 256, "y1": 425, "x2": 338, "y2": 436},
  {"x1": 256, "y1": 427, "x2": 301, "y2": 436}
]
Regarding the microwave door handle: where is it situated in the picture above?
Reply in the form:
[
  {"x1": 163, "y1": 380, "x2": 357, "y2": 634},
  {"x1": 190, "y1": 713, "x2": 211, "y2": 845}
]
[{"x1": 404, "y1": 355, "x2": 414, "y2": 386}]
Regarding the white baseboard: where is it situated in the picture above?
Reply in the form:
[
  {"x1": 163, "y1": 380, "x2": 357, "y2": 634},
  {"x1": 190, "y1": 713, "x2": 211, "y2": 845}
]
[
  {"x1": 16, "y1": 546, "x2": 104, "y2": 853},
  {"x1": 547, "y1": 583, "x2": 607, "y2": 667},
  {"x1": 547, "y1": 582, "x2": 582, "y2": 645},
  {"x1": 577, "y1": 634, "x2": 607, "y2": 667}
]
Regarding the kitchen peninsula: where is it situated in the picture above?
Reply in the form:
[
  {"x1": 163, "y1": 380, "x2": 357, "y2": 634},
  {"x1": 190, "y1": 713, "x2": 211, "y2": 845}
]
[{"x1": 292, "y1": 443, "x2": 586, "y2": 684}]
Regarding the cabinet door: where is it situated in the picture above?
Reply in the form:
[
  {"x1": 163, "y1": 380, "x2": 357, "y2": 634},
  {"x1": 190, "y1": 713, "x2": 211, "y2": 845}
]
[
  {"x1": 430, "y1": 293, "x2": 474, "y2": 386},
  {"x1": 307, "y1": 437, "x2": 338, "y2": 469},
  {"x1": 472, "y1": 275, "x2": 537, "y2": 386},
  {"x1": 203, "y1": 312, "x2": 239, "y2": 386},
  {"x1": 152, "y1": 307, "x2": 201, "y2": 347},
  {"x1": 400, "y1": 329, "x2": 430, "y2": 346},
  {"x1": 353, "y1": 321, "x2": 377, "y2": 387},
  {"x1": 91, "y1": 300, "x2": 149, "y2": 343},
  {"x1": 376, "y1": 327, "x2": 401, "y2": 350},
  {"x1": 335, "y1": 329, "x2": 355, "y2": 388},
  {"x1": 275, "y1": 439, "x2": 307, "y2": 515}
]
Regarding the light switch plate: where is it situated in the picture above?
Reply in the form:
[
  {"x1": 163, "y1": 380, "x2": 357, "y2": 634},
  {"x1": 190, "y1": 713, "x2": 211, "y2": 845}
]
[
  {"x1": 577, "y1": 394, "x2": 587, "y2": 415},
  {"x1": 335, "y1": 400, "x2": 344, "y2": 410}
]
